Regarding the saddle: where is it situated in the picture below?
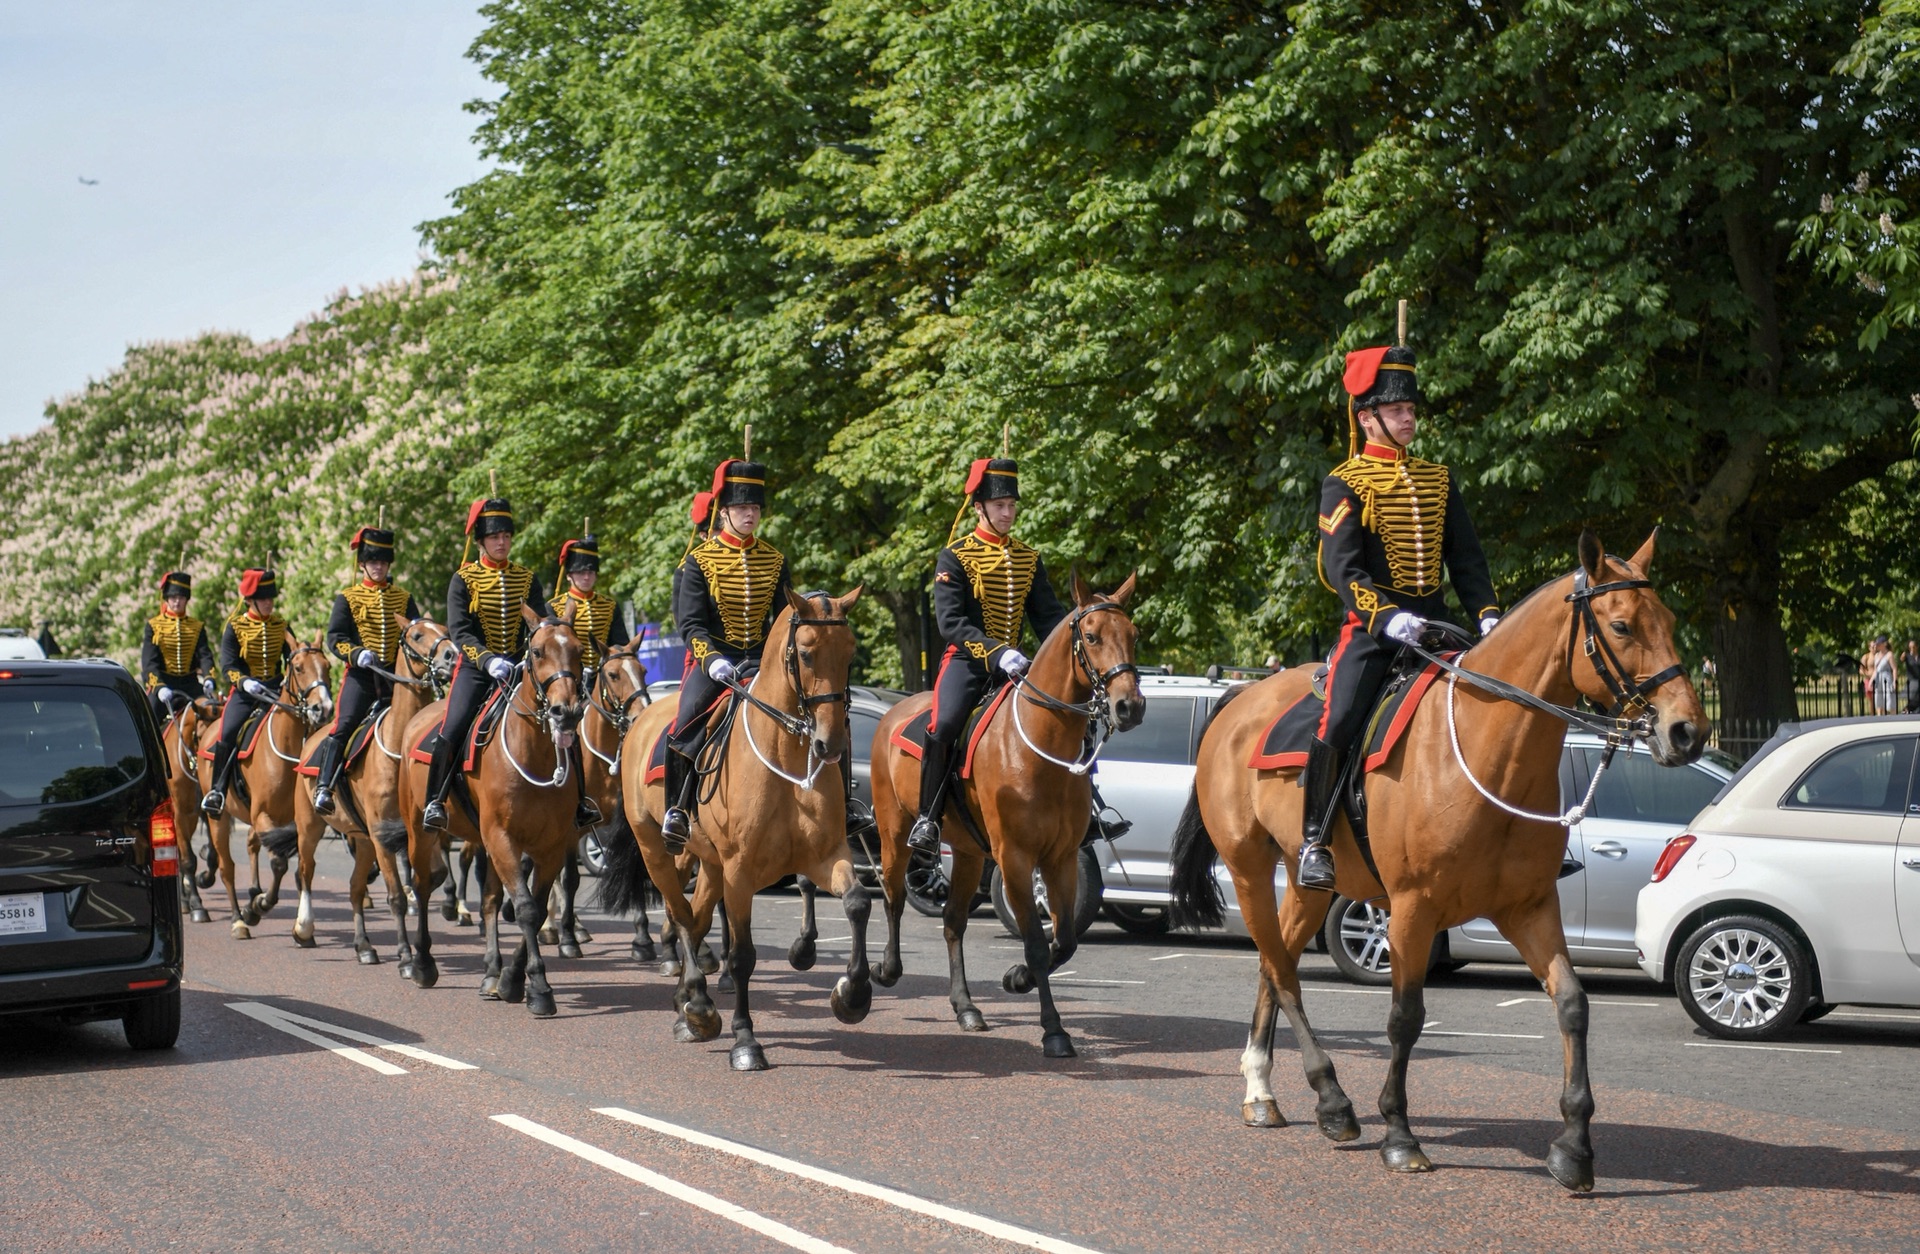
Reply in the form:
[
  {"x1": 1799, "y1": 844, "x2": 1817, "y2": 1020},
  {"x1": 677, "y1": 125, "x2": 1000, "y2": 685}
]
[
  {"x1": 643, "y1": 684, "x2": 739, "y2": 785},
  {"x1": 1247, "y1": 652, "x2": 1455, "y2": 774},
  {"x1": 888, "y1": 682, "x2": 1018, "y2": 781},
  {"x1": 295, "y1": 703, "x2": 390, "y2": 779},
  {"x1": 406, "y1": 688, "x2": 509, "y2": 773},
  {"x1": 198, "y1": 707, "x2": 270, "y2": 764}
]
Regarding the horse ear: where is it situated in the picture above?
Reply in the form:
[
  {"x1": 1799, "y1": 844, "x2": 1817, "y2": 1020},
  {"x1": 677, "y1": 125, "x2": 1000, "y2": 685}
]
[
  {"x1": 391, "y1": 611, "x2": 411, "y2": 634},
  {"x1": 1577, "y1": 528, "x2": 1606, "y2": 583},
  {"x1": 1627, "y1": 527, "x2": 1658, "y2": 576},
  {"x1": 785, "y1": 586, "x2": 812, "y2": 618},
  {"x1": 837, "y1": 584, "x2": 863, "y2": 612},
  {"x1": 1110, "y1": 570, "x2": 1138, "y2": 606},
  {"x1": 1071, "y1": 564, "x2": 1093, "y2": 608},
  {"x1": 559, "y1": 597, "x2": 577, "y2": 625}
]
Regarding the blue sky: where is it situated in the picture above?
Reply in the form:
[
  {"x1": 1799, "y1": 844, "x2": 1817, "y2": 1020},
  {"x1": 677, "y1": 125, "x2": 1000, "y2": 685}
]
[{"x1": 0, "y1": 2, "x2": 494, "y2": 438}]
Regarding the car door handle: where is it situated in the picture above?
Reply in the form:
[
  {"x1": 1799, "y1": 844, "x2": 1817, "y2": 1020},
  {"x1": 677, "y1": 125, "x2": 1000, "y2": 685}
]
[
  {"x1": 1588, "y1": 841, "x2": 1629, "y2": 859},
  {"x1": 1904, "y1": 858, "x2": 1920, "y2": 871}
]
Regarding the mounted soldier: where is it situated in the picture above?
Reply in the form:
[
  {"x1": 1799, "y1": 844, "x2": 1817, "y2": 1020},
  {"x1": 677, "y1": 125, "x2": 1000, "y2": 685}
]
[
  {"x1": 312, "y1": 527, "x2": 420, "y2": 817},
  {"x1": 201, "y1": 568, "x2": 294, "y2": 817},
  {"x1": 140, "y1": 570, "x2": 215, "y2": 726},
  {"x1": 550, "y1": 531, "x2": 624, "y2": 828},
  {"x1": 420, "y1": 497, "x2": 565, "y2": 830},
  {"x1": 1298, "y1": 344, "x2": 1501, "y2": 889},
  {"x1": 660, "y1": 459, "x2": 792, "y2": 850}
]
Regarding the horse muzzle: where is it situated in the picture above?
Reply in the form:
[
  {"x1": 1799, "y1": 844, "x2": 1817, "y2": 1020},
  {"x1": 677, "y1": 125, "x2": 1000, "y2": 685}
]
[
  {"x1": 1648, "y1": 717, "x2": 1705, "y2": 767},
  {"x1": 1112, "y1": 694, "x2": 1145, "y2": 733}
]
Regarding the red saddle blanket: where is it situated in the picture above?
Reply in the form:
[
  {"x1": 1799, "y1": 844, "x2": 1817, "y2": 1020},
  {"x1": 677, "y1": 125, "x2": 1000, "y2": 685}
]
[
  {"x1": 294, "y1": 705, "x2": 390, "y2": 778},
  {"x1": 407, "y1": 688, "x2": 508, "y2": 772},
  {"x1": 1248, "y1": 656, "x2": 1452, "y2": 773},
  {"x1": 198, "y1": 708, "x2": 270, "y2": 762},
  {"x1": 888, "y1": 683, "x2": 1016, "y2": 780}
]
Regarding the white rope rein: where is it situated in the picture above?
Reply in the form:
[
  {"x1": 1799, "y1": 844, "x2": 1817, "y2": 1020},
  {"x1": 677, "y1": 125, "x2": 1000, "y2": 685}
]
[
  {"x1": 371, "y1": 705, "x2": 401, "y2": 762},
  {"x1": 1445, "y1": 673, "x2": 1610, "y2": 827},
  {"x1": 498, "y1": 678, "x2": 570, "y2": 788},
  {"x1": 265, "y1": 709, "x2": 304, "y2": 763},
  {"x1": 1010, "y1": 678, "x2": 1109, "y2": 776},
  {"x1": 740, "y1": 672, "x2": 827, "y2": 790}
]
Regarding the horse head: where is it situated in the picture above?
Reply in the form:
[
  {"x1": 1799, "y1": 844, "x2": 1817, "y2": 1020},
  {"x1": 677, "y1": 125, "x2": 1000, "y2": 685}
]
[
  {"x1": 288, "y1": 634, "x2": 334, "y2": 726},
  {"x1": 1569, "y1": 529, "x2": 1707, "y2": 766},
  {"x1": 396, "y1": 613, "x2": 456, "y2": 694},
  {"x1": 596, "y1": 644, "x2": 650, "y2": 725},
  {"x1": 781, "y1": 585, "x2": 861, "y2": 766},
  {"x1": 1068, "y1": 568, "x2": 1146, "y2": 733},
  {"x1": 525, "y1": 616, "x2": 586, "y2": 751}
]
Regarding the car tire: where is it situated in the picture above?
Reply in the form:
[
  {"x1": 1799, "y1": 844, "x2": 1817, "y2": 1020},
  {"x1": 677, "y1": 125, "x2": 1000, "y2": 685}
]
[
  {"x1": 1675, "y1": 914, "x2": 1812, "y2": 1041},
  {"x1": 1324, "y1": 895, "x2": 1394, "y2": 986},
  {"x1": 1799, "y1": 1001, "x2": 1835, "y2": 1024},
  {"x1": 990, "y1": 847, "x2": 1104, "y2": 940},
  {"x1": 123, "y1": 987, "x2": 181, "y2": 1050},
  {"x1": 904, "y1": 850, "x2": 952, "y2": 918},
  {"x1": 1105, "y1": 903, "x2": 1173, "y2": 936},
  {"x1": 577, "y1": 831, "x2": 608, "y2": 878}
]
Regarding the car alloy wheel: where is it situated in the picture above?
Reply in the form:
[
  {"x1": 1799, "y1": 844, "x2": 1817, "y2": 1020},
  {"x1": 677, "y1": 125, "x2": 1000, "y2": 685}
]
[
  {"x1": 1325, "y1": 895, "x2": 1394, "y2": 986},
  {"x1": 1676, "y1": 914, "x2": 1812, "y2": 1041}
]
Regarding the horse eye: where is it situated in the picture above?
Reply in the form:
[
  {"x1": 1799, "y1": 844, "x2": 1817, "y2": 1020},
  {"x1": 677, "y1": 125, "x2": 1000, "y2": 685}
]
[
  {"x1": 1609, "y1": 621, "x2": 1630, "y2": 636},
  {"x1": 799, "y1": 650, "x2": 814, "y2": 665},
  {"x1": 1086, "y1": 635, "x2": 1100, "y2": 646}
]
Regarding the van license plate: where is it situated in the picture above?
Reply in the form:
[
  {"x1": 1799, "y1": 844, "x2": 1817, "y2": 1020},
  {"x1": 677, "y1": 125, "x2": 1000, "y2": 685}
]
[{"x1": 0, "y1": 893, "x2": 48, "y2": 935}]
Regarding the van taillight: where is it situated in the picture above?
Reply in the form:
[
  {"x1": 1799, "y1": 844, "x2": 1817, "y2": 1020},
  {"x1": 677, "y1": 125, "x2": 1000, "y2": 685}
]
[
  {"x1": 150, "y1": 800, "x2": 179, "y2": 878},
  {"x1": 1650, "y1": 833, "x2": 1696, "y2": 883}
]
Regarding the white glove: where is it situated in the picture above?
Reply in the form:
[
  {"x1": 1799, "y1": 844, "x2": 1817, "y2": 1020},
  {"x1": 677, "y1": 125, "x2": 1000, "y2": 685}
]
[
  {"x1": 998, "y1": 648, "x2": 1029, "y2": 678},
  {"x1": 1384, "y1": 613, "x2": 1427, "y2": 646},
  {"x1": 201, "y1": 677, "x2": 216, "y2": 697},
  {"x1": 355, "y1": 648, "x2": 378, "y2": 668},
  {"x1": 485, "y1": 656, "x2": 516, "y2": 684},
  {"x1": 1479, "y1": 615, "x2": 1500, "y2": 638},
  {"x1": 156, "y1": 686, "x2": 174, "y2": 705},
  {"x1": 707, "y1": 656, "x2": 737, "y2": 683},
  {"x1": 241, "y1": 678, "x2": 270, "y2": 700}
]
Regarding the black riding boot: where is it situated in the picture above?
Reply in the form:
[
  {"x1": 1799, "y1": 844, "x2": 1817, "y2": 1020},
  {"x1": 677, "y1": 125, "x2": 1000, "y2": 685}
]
[
  {"x1": 574, "y1": 745, "x2": 602, "y2": 830},
  {"x1": 908, "y1": 740, "x2": 953, "y2": 854},
  {"x1": 660, "y1": 748, "x2": 696, "y2": 852},
  {"x1": 201, "y1": 742, "x2": 237, "y2": 816},
  {"x1": 1296, "y1": 735, "x2": 1341, "y2": 891},
  {"x1": 421, "y1": 734, "x2": 456, "y2": 830},
  {"x1": 311, "y1": 737, "x2": 344, "y2": 816},
  {"x1": 1083, "y1": 782, "x2": 1133, "y2": 847}
]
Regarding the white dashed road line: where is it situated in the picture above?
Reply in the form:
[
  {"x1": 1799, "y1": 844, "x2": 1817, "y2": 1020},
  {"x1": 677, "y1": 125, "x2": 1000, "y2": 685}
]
[
  {"x1": 495, "y1": 1114, "x2": 849, "y2": 1253},
  {"x1": 595, "y1": 1106, "x2": 1112, "y2": 1254},
  {"x1": 1496, "y1": 996, "x2": 1660, "y2": 1008},
  {"x1": 1684, "y1": 1042, "x2": 1843, "y2": 1055},
  {"x1": 229, "y1": 1001, "x2": 479, "y2": 1074},
  {"x1": 229, "y1": 1002, "x2": 406, "y2": 1075}
]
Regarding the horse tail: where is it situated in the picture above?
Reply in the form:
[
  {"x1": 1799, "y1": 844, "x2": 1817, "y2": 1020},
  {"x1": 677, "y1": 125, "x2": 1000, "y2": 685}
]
[
  {"x1": 1168, "y1": 681, "x2": 1255, "y2": 929},
  {"x1": 593, "y1": 808, "x2": 648, "y2": 918},
  {"x1": 372, "y1": 820, "x2": 409, "y2": 856}
]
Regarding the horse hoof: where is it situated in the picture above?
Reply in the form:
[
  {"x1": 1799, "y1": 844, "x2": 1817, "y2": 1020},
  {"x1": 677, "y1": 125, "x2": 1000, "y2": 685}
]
[
  {"x1": 631, "y1": 939, "x2": 657, "y2": 964},
  {"x1": 788, "y1": 937, "x2": 817, "y2": 971},
  {"x1": 558, "y1": 940, "x2": 583, "y2": 960},
  {"x1": 458, "y1": 909, "x2": 475, "y2": 928},
  {"x1": 695, "y1": 948, "x2": 720, "y2": 976},
  {"x1": 528, "y1": 988, "x2": 558, "y2": 1018},
  {"x1": 239, "y1": 908, "x2": 261, "y2": 928},
  {"x1": 681, "y1": 1006, "x2": 723, "y2": 1043},
  {"x1": 570, "y1": 924, "x2": 593, "y2": 945},
  {"x1": 716, "y1": 971, "x2": 735, "y2": 994},
  {"x1": 658, "y1": 959, "x2": 683, "y2": 979},
  {"x1": 500, "y1": 974, "x2": 526, "y2": 1005},
  {"x1": 190, "y1": 909, "x2": 211, "y2": 924},
  {"x1": 1003, "y1": 965, "x2": 1034, "y2": 995},
  {"x1": 1318, "y1": 1106, "x2": 1362, "y2": 1143},
  {"x1": 873, "y1": 958, "x2": 901, "y2": 989},
  {"x1": 293, "y1": 931, "x2": 317, "y2": 949},
  {"x1": 230, "y1": 921, "x2": 251, "y2": 940},
  {"x1": 956, "y1": 1008, "x2": 988, "y2": 1032},
  {"x1": 411, "y1": 955, "x2": 439, "y2": 989},
  {"x1": 729, "y1": 1043, "x2": 770, "y2": 1072},
  {"x1": 356, "y1": 948, "x2": 381, "y2": 966},
  {"x1": 830, "y1": 977, "x2": 872, "y2": 1025},
  {"x1": 479, "y1": 975, "x2": 501, "y2": 1000},
  {"x1": 398, "y1": 960, "x2": 415, "y2": 981},
  {"x1": 1042, "y1": 1031, "x2": 1076, "y2": 1059},
  {"x1": 539, "y1": 926, "x2": 560, "y2": 945},
  {"x1": 1242, "y1": 1100, "x2": 1287, "y2": 1128},
  {"x1": 1381, "y1": 1143, "x2": 1433, "y2": 1174},
  {"x1": 1547, "y1": 1144, "x2": 1595, "y2": 1193}
]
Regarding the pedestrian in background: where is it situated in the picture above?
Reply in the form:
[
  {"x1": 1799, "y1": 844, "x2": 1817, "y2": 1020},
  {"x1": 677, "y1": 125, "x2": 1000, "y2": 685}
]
[
  {"x1": 1905, "y1": 639, "x2": 1920, "y2": 714},
  {"x1": 1865, "y1": 635, "x2": 1897, "y2": 716}
]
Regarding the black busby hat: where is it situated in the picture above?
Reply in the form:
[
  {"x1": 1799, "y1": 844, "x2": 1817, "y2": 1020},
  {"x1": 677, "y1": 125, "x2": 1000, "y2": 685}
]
[
  {"x1": 238, "y1": 568, "x2": 278, "y2": 601},
  {"x1": 1344, "y1": 345, "x2": 1421, "y2": 413},
  {"x1": 464, "y1": 497, "x2": 515, "y2": 539},
  {"x1": 158, "y1": 571, "x2": 193, "y2": 600},
  {"x1": 559, "y1": 535, "x2": 601, "y2": 573},
  {"x1": 351, "y1": 526, "x2": 396, "y2": 563},
  {"x1": 711, "y1": 460, "x2": 767, "y2": 510},
  {"x1": 965, "y1": 457, "x2": 1020, "y2": 503}
]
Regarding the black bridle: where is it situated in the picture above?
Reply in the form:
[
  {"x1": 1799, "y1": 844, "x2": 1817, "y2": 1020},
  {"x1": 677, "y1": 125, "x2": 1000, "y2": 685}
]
[
  {"x1": 587, "y1": 652, "x2": 650, "y2": 737},
  {"x1": 397, "y1": 626, "x2": 458, "y2": 698},
  {"x1": 1016, "y1": 601, "x2": 1137, "y2": 723},
  {"x1": 716, "y1": 596, "x2": 851, "y2": 739}
]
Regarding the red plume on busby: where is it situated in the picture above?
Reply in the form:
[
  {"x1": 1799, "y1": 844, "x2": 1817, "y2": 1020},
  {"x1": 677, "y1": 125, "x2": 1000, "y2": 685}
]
[
  {"x1": 465, "y1": 498, "x2": 514, "y2": 538},
  {"x1": 690, "y1": 491, "x2": 715, "y2": 526},
  {"x1": 237, "y1": 568, "x2": 277, "y2": 600},
  {"x1": 158, "y1": 571, "x2": 193, "y2": 599}
]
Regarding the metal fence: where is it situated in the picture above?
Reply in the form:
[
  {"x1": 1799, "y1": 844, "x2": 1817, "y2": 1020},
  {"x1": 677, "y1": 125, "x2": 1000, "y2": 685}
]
[{"x1": 1699, "y1": 675, "x2": 1885, "y2": 762}]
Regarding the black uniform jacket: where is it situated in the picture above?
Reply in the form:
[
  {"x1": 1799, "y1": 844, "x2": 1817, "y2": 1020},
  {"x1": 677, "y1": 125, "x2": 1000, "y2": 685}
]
[
  {"x1": 447, "y1": 559, "x2": 545, "y2": 670},
  {"x1": 219, "y1": 609, "x2": 294, "y2": 687},
  {"x1": 1316, "y1": 441, "x2": 1499, "y2": 636},
  {"x1": 933, "y1": 526, "x2": 1069, "y2": 668},
  {"x1": 326, "y1": 581, "x2": 420, "y2": 670},
  {"x1": 672, "y1": 530, "x2": 791, "y2": 666},
  {"x1": 140, "y1": 610, "x2": 214, "y2": 691},
  {"x1": 550, "y1": 587, "x2": 630, "y2": 670}
]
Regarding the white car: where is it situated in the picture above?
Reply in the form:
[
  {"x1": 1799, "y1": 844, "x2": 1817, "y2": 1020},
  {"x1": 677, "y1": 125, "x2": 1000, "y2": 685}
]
[
  {"x1": 0, "y1": 629, "x2": 47, "y2": 661},
  {"x1": 1636, "y1": 714, "x2": 1920, "y2": 1039}
]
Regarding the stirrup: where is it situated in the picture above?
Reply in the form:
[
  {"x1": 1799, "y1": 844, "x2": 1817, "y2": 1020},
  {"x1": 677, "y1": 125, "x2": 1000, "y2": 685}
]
[
  {"x1": 661, "y1": 807, "x2": 691, "y2": 852},
  {"x1": 200, "y1": 790, "x2": 224, "y2": 817},
  {"x1": 313, "y1": 785, "x2": 336, "y2": 816},
  {"x1": 1295, "y1": 843, "x2": 1336, "y2": 891},
  {"x1": 907, "y1": 815, "x2": 942, "y2": 854},
  {"x1": 422, "y1": 798, "x2": 450, "y2": 831},
  {"x1": 574, "y1": 797, "x2": 603, "y2": 830}
]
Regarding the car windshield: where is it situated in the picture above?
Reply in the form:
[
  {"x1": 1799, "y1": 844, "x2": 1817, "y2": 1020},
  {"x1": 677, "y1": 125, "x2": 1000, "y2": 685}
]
[{"x1": 0, "y1": 685, "x2": 148, "y2": 806}]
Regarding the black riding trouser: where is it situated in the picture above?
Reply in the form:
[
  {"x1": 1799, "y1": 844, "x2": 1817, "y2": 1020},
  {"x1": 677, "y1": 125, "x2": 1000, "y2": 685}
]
[
  {"x1": 209, "y1": 685, "x2": 276, "y2": 789},
  {"x1": 919, "y1": 646, "x2": 992, "y2": 817},
  {"x1": 326, "y1": 667, "x2": 392, "y2": 751}
]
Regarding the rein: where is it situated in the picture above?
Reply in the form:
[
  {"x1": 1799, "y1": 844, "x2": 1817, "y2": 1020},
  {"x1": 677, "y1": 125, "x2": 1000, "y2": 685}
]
[
  {"x1": 584, "y1": 655, "x2": 649, "y2": 770},
  {"x1": 714, "y1": 600, "x2": 850, "y2": 791},
  {"x1": 1010, "y1": 601, "x2": 1135, "y2": 776},
  {"x1": 497, "y1": 663, "x2": 577, "y2": 789}
]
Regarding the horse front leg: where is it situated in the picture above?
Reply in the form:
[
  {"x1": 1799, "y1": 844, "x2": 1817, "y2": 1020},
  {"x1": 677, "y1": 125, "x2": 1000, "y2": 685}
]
[
  {"x1": 1378, "y1": 909, "x2": 1438, "y2": 1173},
  {"x1": 723, "y1": 885, "x2": 765, "y2": 1071},
  {"x1": 506, "y1": 853, "x2": 557, "y2": 1018},
  {"x1": 944, "y1": 846, "x2": 988, "y2": 1031},
  {"x1": 563, "y1": 849, "x2": 590, "y2": 947},
  {"x1": 347, "y1": 835, "x2": 380, "y2": 964},
  {"x1": 386, "y1": 837, "x2": 416, "y2": 977},
  {"x1": 405, "y1": 832, "x2": 440, "y2": 989},
  {"x1": 999, "y1": 850, "x2": 1073, "y2": 1058},
  {"x1": 478, "y1": 858, "x2": 506, "y2": 1000},
  {"x1": 1273, "y1": 881, "x2": 1359, "y2": 1140},
  {"x1": 788, "y1": 875, "x2": 818, "y2": 971},
  {"x1": 291, "y1": 819, "x2": 320, "y2": 949},
  {"x1": 213, "y1": 817, "x2": 250, "y2": 939},
  {"x1": 1498, "y1": 900, "x2": 1595, "y2": 1192},
  {"x1": 178, "y1": 805, "x2": 211, "y2": 922},
  {"x1": 244, "y1": 824, "x2": 267, "y2": 923},
  {"x1": 818, "y1": 858, "x2": 871, "y2": 1024}
]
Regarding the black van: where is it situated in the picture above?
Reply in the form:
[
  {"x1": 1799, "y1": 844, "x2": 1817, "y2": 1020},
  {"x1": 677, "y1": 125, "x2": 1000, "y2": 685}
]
[{"x1": 0, "y1": 659, "x2": 183, "y2": 1047}]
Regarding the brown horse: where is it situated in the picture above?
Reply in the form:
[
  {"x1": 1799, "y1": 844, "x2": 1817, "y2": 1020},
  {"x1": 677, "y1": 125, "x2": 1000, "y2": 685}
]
[
  {"x1": 160, "y1": 695, "x2": 221, "y2": 924},
  {"x1": 396, "y1": 617, "x2": 587, "y2": 1016},
  {"x1": 598, "y1": 587, "x2": 865, "y2": 1070},
  {"x1": 196, "y1": 639, "x2": 334, "y2": 938},
  {"x1": 870, "y1": 572, "x2": 1144, "y2": 1058},
  {"x1": 1168, "y1": 531, "x2": 1705, "y2": 1191},
  {"x1": 290, "y1": 615, "x2": 456, "y2": 963}
]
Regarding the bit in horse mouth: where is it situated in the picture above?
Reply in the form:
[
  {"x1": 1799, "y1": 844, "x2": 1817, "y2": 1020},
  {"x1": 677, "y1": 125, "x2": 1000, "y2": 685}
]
[{"x1": 553, "y1": 729, "x2": 577, "y2": 750}]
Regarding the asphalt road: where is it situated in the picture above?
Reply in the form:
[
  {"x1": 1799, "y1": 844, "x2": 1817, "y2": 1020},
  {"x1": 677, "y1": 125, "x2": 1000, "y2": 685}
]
[{"x1": 2, "y1": 837, "x2": 1917, "y2": 1252}]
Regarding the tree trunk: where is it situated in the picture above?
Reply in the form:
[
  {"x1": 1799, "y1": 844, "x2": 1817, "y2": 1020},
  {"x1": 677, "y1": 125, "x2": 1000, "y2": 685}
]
[
  {"x1": 1703, "y1": 530, "x2": 1799, "y2": 734},
  {"x1": 871, "y1": 587, "x2": 926, "y2": 693}
]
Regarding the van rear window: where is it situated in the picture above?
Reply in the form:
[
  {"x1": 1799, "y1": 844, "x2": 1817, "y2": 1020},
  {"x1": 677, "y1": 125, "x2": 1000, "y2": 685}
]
[{"x1": 0, "y1": 686, "x2": 147, "y2": 805}]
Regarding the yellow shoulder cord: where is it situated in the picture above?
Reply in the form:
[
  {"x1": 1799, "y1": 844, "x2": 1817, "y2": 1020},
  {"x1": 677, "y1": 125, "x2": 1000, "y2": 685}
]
[{"x1": 944, "y1": 497, "x2": 973, "y2": 547}]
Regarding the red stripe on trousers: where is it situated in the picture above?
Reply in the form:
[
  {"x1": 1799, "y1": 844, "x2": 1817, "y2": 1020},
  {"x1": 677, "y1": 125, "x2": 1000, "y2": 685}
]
[
  {"x1": 928, "y1": 644, "x2": 960, "y2": 732},
  {"x1": 1317, "y1": 614, "x2": 1362, "y2": 740}
]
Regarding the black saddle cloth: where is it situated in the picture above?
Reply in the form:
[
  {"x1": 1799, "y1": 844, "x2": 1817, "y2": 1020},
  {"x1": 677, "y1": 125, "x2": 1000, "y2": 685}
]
[
  {"x1": 1248, "y1": 651, "x2": 1456, "y2": 773},
  {"x1": 888, "y1": 682, "x2": 1016, "y2": 781}
]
